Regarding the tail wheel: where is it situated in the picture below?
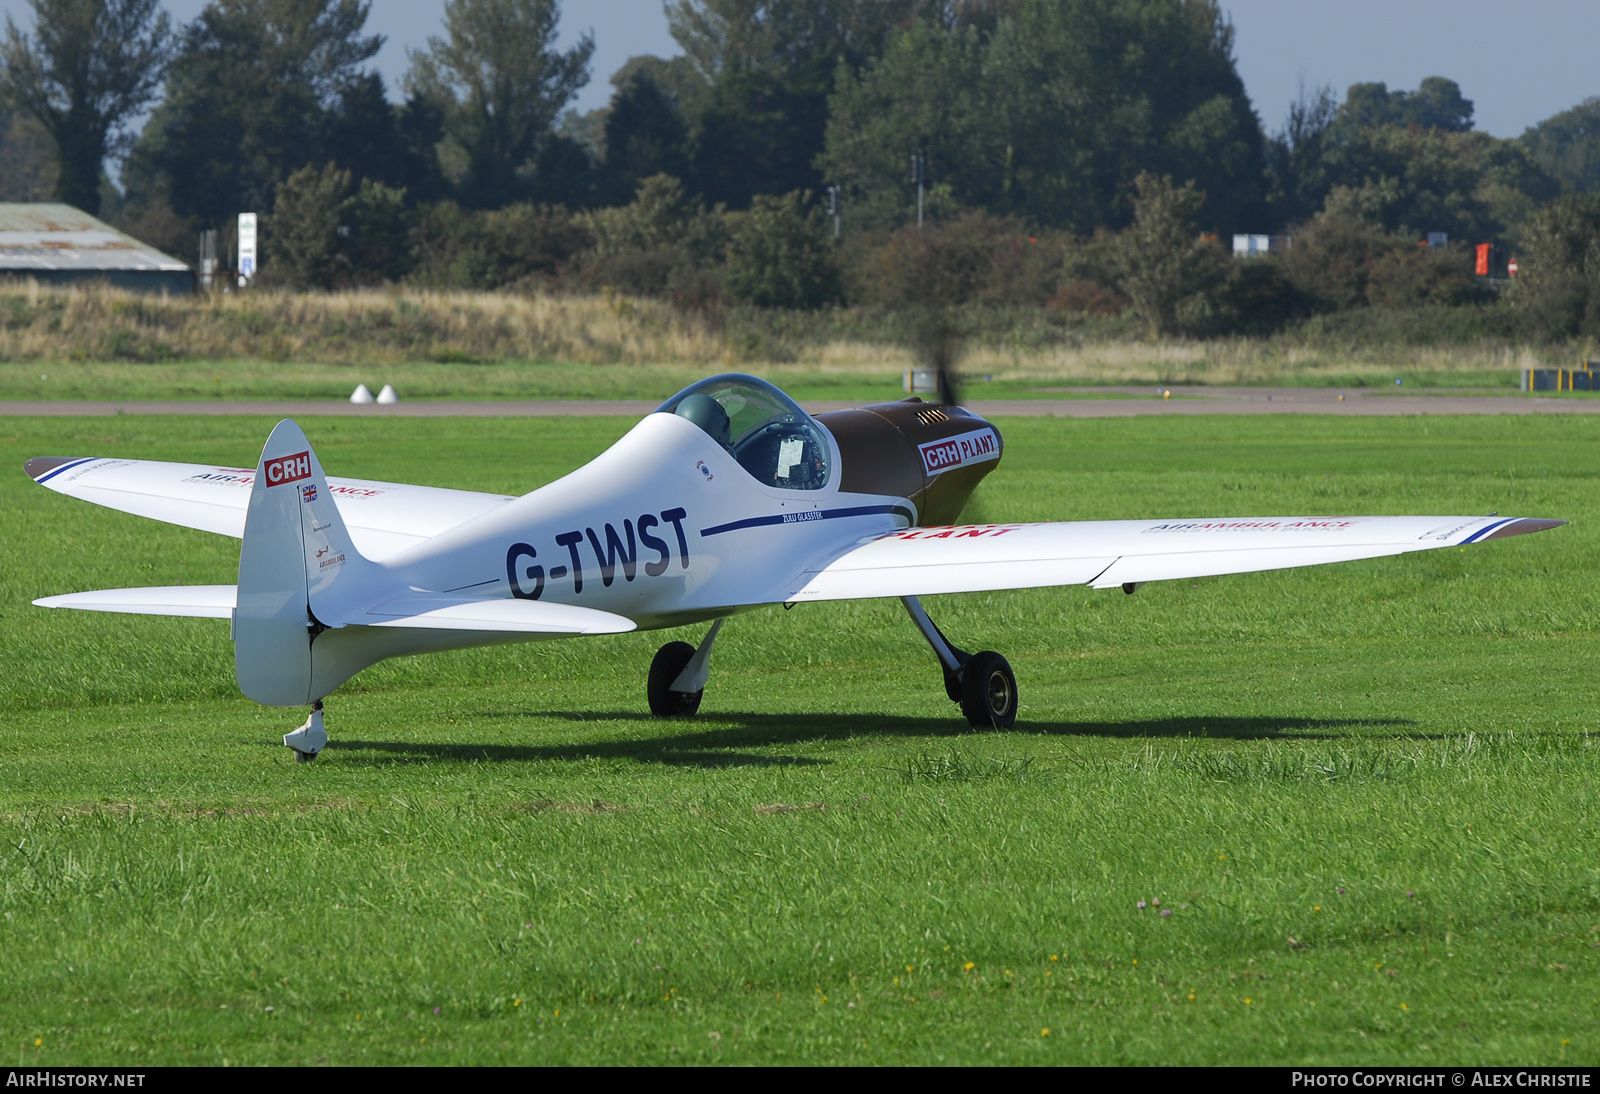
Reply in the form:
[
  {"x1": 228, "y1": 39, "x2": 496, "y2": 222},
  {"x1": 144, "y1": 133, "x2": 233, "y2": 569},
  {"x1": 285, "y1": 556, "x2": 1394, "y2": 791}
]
[
  {"x1": 647, "y1": 641, "x2": 703, "y2": 717},
  {"x1": 959, "y1": 651, "x2": 1017, "y2": 729}
]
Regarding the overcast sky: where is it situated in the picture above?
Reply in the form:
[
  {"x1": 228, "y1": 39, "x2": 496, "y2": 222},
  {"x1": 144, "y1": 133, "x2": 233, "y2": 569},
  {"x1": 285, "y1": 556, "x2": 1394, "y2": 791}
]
[{"x1": 3, "y1": 0, "x2": 1599, "y2": 136}]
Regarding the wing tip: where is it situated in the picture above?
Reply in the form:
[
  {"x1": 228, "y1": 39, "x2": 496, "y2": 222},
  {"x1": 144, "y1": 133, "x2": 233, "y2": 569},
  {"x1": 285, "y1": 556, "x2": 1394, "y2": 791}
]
[
  {"x1": 25, "y1": 456, "x2": 89, "y2": 481},
  {"x1": 1482, "y1": 518, "x2": 1567, "y2": 541}
]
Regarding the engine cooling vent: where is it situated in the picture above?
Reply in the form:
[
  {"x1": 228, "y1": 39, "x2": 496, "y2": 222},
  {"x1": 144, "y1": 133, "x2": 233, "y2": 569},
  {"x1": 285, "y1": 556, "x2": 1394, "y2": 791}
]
[{"x1": 914, "y1": 407, "x2": 950, "y2": 425}]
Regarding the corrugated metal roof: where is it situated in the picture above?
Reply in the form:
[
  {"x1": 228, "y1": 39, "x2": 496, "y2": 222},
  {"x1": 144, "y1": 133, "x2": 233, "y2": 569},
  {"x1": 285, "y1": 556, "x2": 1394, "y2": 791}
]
[{"x1": 0, "y1": 203, "x2": 188, "y2": 272}]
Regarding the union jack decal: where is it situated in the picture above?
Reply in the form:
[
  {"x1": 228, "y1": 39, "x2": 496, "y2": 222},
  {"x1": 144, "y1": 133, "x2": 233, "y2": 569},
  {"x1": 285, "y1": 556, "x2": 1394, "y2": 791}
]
[{"x1": 301, "y1": 483, "x2": 318, "y2": 503}]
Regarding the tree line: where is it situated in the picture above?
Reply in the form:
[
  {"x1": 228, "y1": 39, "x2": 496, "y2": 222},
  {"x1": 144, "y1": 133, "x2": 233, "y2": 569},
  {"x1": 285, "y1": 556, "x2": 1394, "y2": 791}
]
[{"x1": 4, "y1": 0, "x2": 1600, "y2": 339}]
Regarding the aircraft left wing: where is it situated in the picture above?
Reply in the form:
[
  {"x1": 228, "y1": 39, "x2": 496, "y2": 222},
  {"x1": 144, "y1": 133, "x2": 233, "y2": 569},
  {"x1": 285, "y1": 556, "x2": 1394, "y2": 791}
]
[
  {"x1": 789, "y1": 514, "x2": 1565, "y2": 601},
  {"x1": 24, "y1": 456, "x2": 517, "y2": 561}
]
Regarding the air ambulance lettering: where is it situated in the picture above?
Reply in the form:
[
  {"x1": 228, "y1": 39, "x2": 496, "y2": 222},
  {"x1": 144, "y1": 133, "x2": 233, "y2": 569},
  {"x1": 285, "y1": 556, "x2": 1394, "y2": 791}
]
[
  {"x1": 1142, "y1": 519, "x2": 1360, "y2": 534},
  {"x1": 263, "y1": 451, "x2": 311, "y2": 486},
  {"x1": 508, "y1": 508, "x2": 691, "y2": 599},
  {"x1": 182, "y1": 471, "x2": 255, "y2": 487},
  {"x1": 918, "y1": 428, "x2": 1000, "y2": 475}
]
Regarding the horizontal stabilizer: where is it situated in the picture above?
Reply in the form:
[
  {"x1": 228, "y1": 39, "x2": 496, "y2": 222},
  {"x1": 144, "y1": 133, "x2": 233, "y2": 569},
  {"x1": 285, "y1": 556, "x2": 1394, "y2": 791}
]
[
  {"x1": 33, "y1": 585, "x2": 236, "y2": 619},
  {"x1": 363, "y1": 595, "x2": 635, "y2": 635}
]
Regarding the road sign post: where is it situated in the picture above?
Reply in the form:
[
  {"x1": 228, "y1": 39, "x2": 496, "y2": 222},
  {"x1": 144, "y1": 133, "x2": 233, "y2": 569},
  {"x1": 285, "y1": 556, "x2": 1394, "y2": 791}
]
[{"x1": 238, "y1": 213, "x2": 257, "y2": 286}]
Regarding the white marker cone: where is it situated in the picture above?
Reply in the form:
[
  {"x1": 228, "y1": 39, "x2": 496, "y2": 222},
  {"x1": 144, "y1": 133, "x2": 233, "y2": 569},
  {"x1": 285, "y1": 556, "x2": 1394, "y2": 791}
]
[
  {"x1": 376, "y1": 384, "x2": 399, "y2": 405},
  {"x1": 349, "y1": 383, "x2": 374, "y2": 404}
]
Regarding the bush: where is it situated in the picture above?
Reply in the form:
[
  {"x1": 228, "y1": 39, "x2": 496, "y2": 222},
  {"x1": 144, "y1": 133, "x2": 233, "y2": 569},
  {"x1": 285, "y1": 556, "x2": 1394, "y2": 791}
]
[
  {"x1": 851, "y1": 211, "x2": 1063, "y2": 309},
  {"x1": 577, "y1": 174, "x2": 727, "y2": 298},
  {"x1": 724, "y1": 190, "x2": 841, "y2": 310},
  {"x1": 1275, "y1": 216, "x2": 1393, "y2": 311},
  {"x1": 1365, "y1": 244, "x2": 1478, "y2": 308},
  {"x1": 1049, "y1": 280, "x2": 1127, "y2": 316},
  {"x1": 1212, "y1": 259, "x2": 1314, "y2": 335},
  {"x1": 409, "y1": 202, "x2": 591, "y2": 290}
]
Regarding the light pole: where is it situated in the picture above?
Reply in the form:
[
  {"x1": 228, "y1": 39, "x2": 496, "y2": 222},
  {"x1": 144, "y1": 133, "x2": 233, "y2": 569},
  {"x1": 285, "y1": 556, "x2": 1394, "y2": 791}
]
[{"x1": 909, "y1": 153, "x2": 925, "y2": 230}]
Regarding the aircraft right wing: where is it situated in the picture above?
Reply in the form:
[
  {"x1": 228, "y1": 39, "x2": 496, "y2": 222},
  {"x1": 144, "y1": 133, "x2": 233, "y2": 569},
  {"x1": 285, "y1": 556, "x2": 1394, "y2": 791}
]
[{"x1": 788, "y1": 514, "x2": 1565, "y2": 601}]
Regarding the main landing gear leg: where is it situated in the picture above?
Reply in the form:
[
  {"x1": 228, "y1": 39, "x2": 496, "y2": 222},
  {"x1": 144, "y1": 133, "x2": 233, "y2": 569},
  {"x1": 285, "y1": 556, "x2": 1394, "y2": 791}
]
[
  {"x1": 900, "y1": 596, "x2": 1018, "y2": 729},
  {"x1": 284, "y1": 699, "x2": 328, "y2": 763},
  {"x1": 648, "y1": 618, "x2": 724, "y2": 717}
]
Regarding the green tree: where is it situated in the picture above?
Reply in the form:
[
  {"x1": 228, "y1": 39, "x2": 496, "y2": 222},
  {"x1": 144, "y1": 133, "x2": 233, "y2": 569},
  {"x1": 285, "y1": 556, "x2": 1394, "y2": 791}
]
[
  {"x1": 1508, "y1": 193, "x2": 1600, "y2": 339},
  {"x1": 1335, "y1": 76, "x2": 1473, "y2": 135},
  {"x1": 271, "y1": 162, "x2": 413, "y2": 288},
  {"x1": 321, "y1": 73, "x2": 448, "y2": 205},
  {"x1": 126, "y1": 0, "x2": 380, "y2": 227},
  {"x1": 270, "y1": 161, "x2": 351, "y2": 289},
  {"x1": 822, "y1": 0, "x2": 1269, "y2": 233},
  {"x1": 406, "y1": 0, "x2": 593, "y2": 209},
  {"x1": 1313, "y1": 126, "x2": 1556, "y2": 247},
  {"x1": 1521, "y1": 98, "x2": 1600, "y2": 194},
  {"x1": 1113, "y1": 173, "x2": 1221, "y2": 337},
  {"x1": 664, "y1": 0, "x2": 934, "y2": 208},
  {"x1": 0, "y1": 0, "x2": 171, "y2": 214},
  {"x1": 820, "y1": 20, "x2": 987, "y2": 228},
  {"x1": 724, "y1": 189, "x2": 840, "y2": 308},
  {"x1": 1265, "y1": 83, "x2": 1338, "y2": 226},
  {"x1": 599, "y1": 72, "x2": 688, "y2": 202}
]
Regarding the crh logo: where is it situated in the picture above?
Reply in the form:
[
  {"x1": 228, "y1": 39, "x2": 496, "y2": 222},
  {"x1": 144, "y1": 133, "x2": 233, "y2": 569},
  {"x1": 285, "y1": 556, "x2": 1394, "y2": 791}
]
[
  {"x1": 918, "y1": 428, "x2": 1000, "y2": 475},
  {"x1": 264, "y1": 451, "x2": 311, "y2": 486}
]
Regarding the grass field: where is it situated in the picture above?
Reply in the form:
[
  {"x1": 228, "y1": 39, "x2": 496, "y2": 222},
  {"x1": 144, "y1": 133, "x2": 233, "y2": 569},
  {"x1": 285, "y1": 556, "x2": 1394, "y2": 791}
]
[{"x1": 2, "y1": 412, "x2": 1597, "y2": 1065}]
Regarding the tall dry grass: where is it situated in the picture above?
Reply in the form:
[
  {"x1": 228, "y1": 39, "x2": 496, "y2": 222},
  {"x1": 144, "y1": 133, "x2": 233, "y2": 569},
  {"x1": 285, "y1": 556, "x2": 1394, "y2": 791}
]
[
  {"x1": 0, "y1": 280, "x2": 1576, "y2": 385},
  {"x1": 0, "y1": 283, "x2": 731, "y2": 367}
]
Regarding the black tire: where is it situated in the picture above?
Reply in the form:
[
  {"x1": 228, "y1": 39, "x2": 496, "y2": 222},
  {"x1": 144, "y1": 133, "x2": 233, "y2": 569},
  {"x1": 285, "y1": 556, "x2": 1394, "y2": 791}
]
[
  {"x1": 293, "y1": 749, "x2": 318, "y2": 764},
  {"x1": 647, "y1": 641, "x2": 703, "y2": 717},
  {"x1": 959, "y1": 651, "x2": 1018, "y2": 729}
]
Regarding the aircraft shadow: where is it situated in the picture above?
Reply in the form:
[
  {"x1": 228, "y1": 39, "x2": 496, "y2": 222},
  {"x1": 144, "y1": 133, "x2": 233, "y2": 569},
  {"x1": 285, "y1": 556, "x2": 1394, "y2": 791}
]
[{"x1": 332, "y1": 711, "x2": 1417, "y2": 770}]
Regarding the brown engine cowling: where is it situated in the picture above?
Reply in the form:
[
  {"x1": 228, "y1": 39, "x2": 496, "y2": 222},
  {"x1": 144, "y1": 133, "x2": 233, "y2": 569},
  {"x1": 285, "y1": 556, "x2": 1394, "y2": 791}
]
[{"x1": 816, "y1": 399, "x2": 1003, "y2": 526}]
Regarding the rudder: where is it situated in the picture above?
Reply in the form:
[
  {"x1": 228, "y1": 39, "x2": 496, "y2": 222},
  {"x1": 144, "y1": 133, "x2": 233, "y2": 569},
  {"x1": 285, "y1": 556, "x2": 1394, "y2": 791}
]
[{"x1": 234, "y1": 419, "x2": 385, "y2": 706}]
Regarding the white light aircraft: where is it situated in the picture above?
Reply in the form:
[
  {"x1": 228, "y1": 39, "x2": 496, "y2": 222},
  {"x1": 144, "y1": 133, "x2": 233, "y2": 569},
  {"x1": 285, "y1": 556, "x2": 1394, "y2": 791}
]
[{"x1": 27, "y1": 374, "x2": 1564, "y2": 761}]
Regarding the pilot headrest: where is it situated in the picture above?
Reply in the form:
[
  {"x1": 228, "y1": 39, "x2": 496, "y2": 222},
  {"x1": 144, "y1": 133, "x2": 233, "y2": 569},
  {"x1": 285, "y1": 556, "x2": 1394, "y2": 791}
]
[{"x1": 674, "y1": 393, "x2": 732, "y2": 448}]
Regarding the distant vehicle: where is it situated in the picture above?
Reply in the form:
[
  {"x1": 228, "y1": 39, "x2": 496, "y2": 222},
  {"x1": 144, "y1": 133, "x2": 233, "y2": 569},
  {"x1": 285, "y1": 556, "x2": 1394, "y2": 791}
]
[{"x1": 26, "y1": 373, "x2": 1564, "y2": 761}]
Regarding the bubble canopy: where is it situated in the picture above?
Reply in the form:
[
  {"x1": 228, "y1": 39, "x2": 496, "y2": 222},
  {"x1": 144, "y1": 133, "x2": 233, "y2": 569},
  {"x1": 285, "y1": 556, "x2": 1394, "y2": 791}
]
[{"x1": 655, "y1": 373, "x2": 831, "y2": 490}]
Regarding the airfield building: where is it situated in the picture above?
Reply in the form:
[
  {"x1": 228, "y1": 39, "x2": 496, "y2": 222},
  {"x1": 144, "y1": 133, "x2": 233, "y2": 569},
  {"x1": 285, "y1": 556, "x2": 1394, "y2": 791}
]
[{"x1": 0, "y1": 203, "x2": 190, "y2": 294}]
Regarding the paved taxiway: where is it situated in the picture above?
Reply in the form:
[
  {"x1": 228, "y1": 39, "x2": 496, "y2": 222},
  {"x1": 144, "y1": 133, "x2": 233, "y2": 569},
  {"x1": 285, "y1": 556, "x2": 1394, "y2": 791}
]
[{"x1": 1, "y1": 386, "x2": 1596, "y2": 417}]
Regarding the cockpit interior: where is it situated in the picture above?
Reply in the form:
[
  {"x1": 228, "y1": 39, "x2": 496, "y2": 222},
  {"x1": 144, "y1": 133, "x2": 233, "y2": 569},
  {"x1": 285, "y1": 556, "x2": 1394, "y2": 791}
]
[{"x1": 656, "y1": 374, "x2": 831, "y2": 490}]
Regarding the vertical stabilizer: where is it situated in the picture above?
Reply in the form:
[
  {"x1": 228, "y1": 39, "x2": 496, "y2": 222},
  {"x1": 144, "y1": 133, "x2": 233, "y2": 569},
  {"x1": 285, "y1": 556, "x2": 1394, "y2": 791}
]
[{"x1": 234, "y1": 420, "x2": 385, "y2": 706}]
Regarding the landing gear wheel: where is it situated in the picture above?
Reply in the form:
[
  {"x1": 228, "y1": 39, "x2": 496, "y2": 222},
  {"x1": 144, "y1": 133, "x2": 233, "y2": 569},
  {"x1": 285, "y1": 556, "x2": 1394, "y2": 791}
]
[
  {"x1": 648, "y1": 641, "x2": 703, "y2": 717},
  {"x1": 959, "y1": 651, "x2": 1017, "y2": 729},
  {"x1": 284, "y1": 701, "x2": 328, "y2": 762}
]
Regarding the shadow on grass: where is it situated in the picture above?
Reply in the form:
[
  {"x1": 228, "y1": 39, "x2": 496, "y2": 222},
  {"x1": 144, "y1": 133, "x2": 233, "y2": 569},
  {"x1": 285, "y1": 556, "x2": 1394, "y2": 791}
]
[{"x1": 331, "y1": 711, "x2": 1416, "y2": 769}]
